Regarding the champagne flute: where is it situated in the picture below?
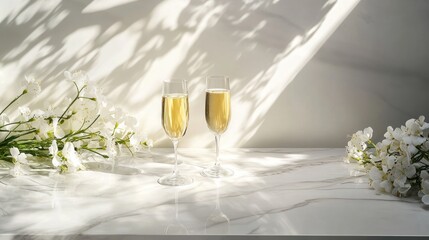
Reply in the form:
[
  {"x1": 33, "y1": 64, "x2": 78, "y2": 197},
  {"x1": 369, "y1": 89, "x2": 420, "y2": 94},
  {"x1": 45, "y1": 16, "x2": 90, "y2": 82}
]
[
  {"x1": 202, "y1": 76, "x2": 234, "y2": 178},
  {"x1": 158, "y1": 79, "x2": 193, "y2": 186}
]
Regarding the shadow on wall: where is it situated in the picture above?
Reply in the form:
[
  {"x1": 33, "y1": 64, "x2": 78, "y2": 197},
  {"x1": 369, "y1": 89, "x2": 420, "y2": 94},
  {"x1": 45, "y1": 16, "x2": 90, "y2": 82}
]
[{"x1": 0, "y1": 0, "x2": 359, "y2": 148}]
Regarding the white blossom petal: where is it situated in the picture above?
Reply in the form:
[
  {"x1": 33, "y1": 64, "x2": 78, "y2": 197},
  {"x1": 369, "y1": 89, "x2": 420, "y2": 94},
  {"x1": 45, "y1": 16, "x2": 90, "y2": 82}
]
[
  {"x1": 421, "y1": 170, "x2": 429, "y2": 180},
  {"x1": 369, "y1": 167, "x2": 383, "y2": 181},
  {"x1": 9, "y1": 147, "x2": 19, "y2": 158},
  {"x1": 405, "y1": 165, "x2": 416, "y2": 178},
  {"x1": 52, "y1": 118, "x2": 65, "y2": 139},
  {"x1": 422, "y1": 195, "x2": 429, "y2": 205},
  {"x1": 380, "y1": 180, "x2": 392, "y2": 193},
  {"x1": 421, "y1": 179, "x2": 429, "y2": 194}
]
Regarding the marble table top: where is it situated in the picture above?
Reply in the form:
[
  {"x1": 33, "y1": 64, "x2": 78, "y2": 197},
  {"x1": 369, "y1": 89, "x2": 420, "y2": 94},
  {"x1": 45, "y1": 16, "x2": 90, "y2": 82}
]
[{"x1": 0, "y1": 148, "x2": 428, "y2": 238}]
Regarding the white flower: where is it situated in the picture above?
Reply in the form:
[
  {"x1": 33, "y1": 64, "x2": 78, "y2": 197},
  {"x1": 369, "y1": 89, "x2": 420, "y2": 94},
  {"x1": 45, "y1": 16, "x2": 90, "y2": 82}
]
[
  {"x1": 129, "y1": 134, "x2": 141, "y2": 152},
  {"x1": 403, "y1": 135, "x2": 426, "y2": 147},
  {"x1": 61, "y1": 142, "x2": 84, "y2": 172},
  {"x1": 346, "y1": 144, "x2": 361, "y2": 159},
  {"x1": 52, "y1": 118, "x2": 65, "y2": 139},
  {"x1": 24, "y1": 75, "x2": 41, "y2": 96},
  {"x1": 129, "y1": 131, "x2": 149, "y2": 152},
  {"x1": 390, "y1": 162, "x2": 411, "y2": 196},
  {"x1": 381, "y1": 126, "x2": 406, "y2": 155},
  {"x1": 31, "y1": 117, "x2": 51, "y2": 139},
  {"x1": 9, "y1": 147, "x2": 28, "y2": 177},
  {"x1": 18, "y1": 106, "x2": 32, "y2": 121},
  {"x1": 1, "y1": 69, "x2": 150, "y2": 176},
  {"x1": 418, "y1": 116, "x2": 429, "y2": 129},
  {"x1": 384, "y1": 126, "x2": 404, "y2": 143},
  {"x1": 345, "y1": 127, "x2": 374, "y2": 163},
  {"x1": 68, "y1": 99, "x2": 98, "y2": 131},
  {"x1": 380, "y1": 180, "x2": 392, "y2": 193},
  {"x1": 420, "y1": 171, "x2": 429, "y2": 205},
  {"x1": 386, "y1": 155, "x2": 396, "y2": 169},
  {"x1": 405, "y1": 116, "x2": 429, "y2": 136},
  {"x1": 369, "y1": 166, "x2": 385, "y2": 192},
  {"x1": 404, "y1": 165, "x2": 416, "y2": 178},
  {"x1": 346, "y1": 116, "x2": 429, "y2": 202},
  {"x1": 363, "y1": 127, "x2": 373, "y2": 140},
  {"x1": 369, "y1": 166, "x2": 383, "y2": 181},
  {"x1": 49, "y1": 140, "x2": 61, "y2": 168},
  {"x1": 10, "y1": 147, "x2": 27, "y2": 164}
]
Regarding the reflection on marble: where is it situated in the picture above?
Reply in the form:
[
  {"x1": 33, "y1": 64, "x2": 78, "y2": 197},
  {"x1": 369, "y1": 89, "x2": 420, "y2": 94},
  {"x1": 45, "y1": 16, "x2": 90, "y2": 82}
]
[
  {"x1": 205, "y1": 180, "x2": 230, "y2": 234},
  {"x1": 163, "y1": 190, "x2": 188, "y2": 235},
  {"x1": 0, "y1": 148, "x2": 428, "y2": 237}
]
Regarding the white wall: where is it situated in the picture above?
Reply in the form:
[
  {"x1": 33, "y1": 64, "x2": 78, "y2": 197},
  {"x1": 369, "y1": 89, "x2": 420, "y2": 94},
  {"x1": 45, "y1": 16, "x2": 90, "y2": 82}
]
[{"x1": 1, "y1": 0, "x2": 428, "y2": 148}]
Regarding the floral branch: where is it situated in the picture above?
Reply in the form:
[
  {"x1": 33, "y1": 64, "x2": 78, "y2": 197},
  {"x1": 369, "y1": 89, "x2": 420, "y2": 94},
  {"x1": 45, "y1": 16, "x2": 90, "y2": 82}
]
[
  {"x1": 345, "y1": 116, "x2": 429, "y2": 205},
  {"x1": 0, "y1": 70, "x2": 153, "y2": 176}
]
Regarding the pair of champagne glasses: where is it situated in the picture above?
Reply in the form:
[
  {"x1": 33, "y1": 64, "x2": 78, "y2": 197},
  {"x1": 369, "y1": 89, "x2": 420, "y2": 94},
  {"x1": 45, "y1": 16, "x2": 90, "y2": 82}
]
[{"x1": 159, "y1": 76, "x2": 233, "y2": 186}]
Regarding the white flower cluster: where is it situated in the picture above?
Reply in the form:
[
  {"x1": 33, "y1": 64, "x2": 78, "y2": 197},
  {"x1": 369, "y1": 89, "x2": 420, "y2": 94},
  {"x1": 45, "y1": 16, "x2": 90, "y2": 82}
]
[
  {"x1": 0, "y1": 71, "x2": 152, "y2": 176},
  {"x1": 345, "y1": 127, "x2": 374, "y2": 165},
  {"x1": 345, "y1": 116, "x2": 429, "y2": 204}
]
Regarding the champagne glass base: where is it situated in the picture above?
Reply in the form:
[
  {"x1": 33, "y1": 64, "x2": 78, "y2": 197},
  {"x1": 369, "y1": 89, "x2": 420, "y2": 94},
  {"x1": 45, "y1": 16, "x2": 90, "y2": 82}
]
[
  {"x1": 158, "y1": 174, "x2": 193, "y2": 186},
  {"x1": 201, "y1": 166, "x2": 234, "y2": 178}
]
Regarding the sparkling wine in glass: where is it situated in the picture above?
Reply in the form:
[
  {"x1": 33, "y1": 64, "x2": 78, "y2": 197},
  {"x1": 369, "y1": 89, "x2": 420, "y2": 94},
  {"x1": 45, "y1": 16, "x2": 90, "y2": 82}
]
[
  {"x1": 202, "y1": 76, "x2": 234, "y2": 178},
  {"x1": 158, "y1": 79, "x2": 193, "y2": 186}
]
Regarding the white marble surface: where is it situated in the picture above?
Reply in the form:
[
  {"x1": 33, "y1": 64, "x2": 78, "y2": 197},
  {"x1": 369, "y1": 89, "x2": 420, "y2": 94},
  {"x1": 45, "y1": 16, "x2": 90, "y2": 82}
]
[{"x1": 0, "y1": 148, "x2": 428, "y2": 238}]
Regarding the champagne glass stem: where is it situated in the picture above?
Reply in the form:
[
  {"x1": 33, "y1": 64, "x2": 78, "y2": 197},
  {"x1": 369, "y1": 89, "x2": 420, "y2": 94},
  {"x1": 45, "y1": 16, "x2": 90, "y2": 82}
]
[
  {"x1": 215, "y1": 134, "x2": 221, "y2": 167},
  {"x1": 172, "y1": 139, "x2": 179, "y2": 176}
]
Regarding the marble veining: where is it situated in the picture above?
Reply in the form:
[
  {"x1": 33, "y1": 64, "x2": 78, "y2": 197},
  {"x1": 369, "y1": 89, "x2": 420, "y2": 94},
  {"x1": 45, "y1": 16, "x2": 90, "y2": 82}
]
[{"x1": 0, "y1": 148, "x2": 428, "y2": 237}]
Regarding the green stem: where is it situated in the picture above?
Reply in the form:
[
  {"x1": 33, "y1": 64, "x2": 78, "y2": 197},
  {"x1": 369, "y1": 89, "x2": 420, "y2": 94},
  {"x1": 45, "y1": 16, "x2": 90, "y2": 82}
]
[
  {"x1": 0, "y1": 120, "x2": 32, "y2": 129},
  {"x1": 80, "y1": 97, "x2": 96, "y2": 101},
  {"x1": 68, "y1": 135, "x2": 94, "y2": 142},
  {"x1": 0, "y1": 129, "x2": 36, "y2": 133},
  {"x1": 0, "y1": 91, "x2": 27, "y2": 116},
  {"x1": 4, "y1": 122, "x2": 26, "y2": 140},
  {"x1": 0, "y1": 129, "x2": 38, "y2": 146},
  {"x1": 0, "y1": 157, "x2": 13, "y2": 163},
  {"x1": 122, "y1": 141, "x2": 134, "y2": 156},
  {"x1": 82, "y1": 147, "x2": 108, "y2": 158},
  {"x1": 81, "y1": 115, "x2": 100, "y2": 132},
  {"x1": 112, "y1": 122, "x2": 118, "y2": 136},
  {"x1": 61, "y1": 115, "x2": 100, "y2": 141},
  {"x1": 58, "y1": 82, "x2": 86, "y2": 121},
  {"x1": 59, "y1": 97, "x2": 78, "y2": 121},
  {"x1": 17, "y1": 150, "x2": 51, "y2": 157},
  {"x1": 367, "y1": 140, "x2": 377, "y2": 149}
]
